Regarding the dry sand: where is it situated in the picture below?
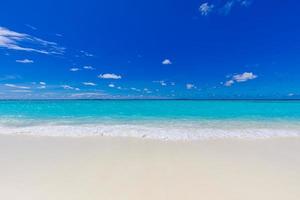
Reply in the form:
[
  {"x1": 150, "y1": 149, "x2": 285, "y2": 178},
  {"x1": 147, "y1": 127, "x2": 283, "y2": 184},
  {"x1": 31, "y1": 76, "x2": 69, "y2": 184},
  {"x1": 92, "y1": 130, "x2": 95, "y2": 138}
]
[{"x1": 0, "y1": 135, "x2": 299, "y2": 200}]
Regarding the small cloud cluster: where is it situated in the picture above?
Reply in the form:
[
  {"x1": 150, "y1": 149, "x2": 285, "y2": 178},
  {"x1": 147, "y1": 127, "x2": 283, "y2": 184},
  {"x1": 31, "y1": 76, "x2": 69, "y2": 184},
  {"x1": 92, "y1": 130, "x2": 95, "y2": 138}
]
[
  {"x1": 80, "y1": 50, "x2": 93, "y2": 57},
  {"x1": 70, "y1": 65, "x2": 95, "y2": 72},
  {"x1": 130, "y1": 87, "x2": 141, "y2": 92},
  {"x1": 153, "y1": 80, "x2": 176, "y2": 87},
  {"x1": 186, "y1": 83, "x2": 196, "y2": 90},
  {"x1": 225, "y1": 72, "x2": 257, "y2": 87},
  {"x1": 199, "y1": 3, "x2": 214, "y2": 16},
  {"x1": 61, "y1": 85, "x2": 80, "y2": 91},
  {"x1": 83, "y1": 65, "x2": 95, "y2": 70},
  {"x1": 153, "y1": 80, "x2": 167, "y2": 86},
  {"x1": 98, "y1": 73, "x2": 122, "y2": 79}
]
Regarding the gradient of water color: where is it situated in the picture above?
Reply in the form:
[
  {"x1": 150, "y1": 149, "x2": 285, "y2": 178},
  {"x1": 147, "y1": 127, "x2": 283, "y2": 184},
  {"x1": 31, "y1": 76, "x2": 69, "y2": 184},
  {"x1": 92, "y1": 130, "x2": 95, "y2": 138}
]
[{"x1": 0, "y1": 100, "x2": 300, "y2": 140}]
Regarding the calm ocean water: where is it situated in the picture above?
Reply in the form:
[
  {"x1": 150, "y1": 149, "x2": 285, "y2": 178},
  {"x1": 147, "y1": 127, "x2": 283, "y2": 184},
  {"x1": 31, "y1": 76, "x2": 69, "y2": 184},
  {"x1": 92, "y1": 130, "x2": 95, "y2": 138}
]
[{"x1": 0, "y1": 100, "x2": 300, "y2": 140}]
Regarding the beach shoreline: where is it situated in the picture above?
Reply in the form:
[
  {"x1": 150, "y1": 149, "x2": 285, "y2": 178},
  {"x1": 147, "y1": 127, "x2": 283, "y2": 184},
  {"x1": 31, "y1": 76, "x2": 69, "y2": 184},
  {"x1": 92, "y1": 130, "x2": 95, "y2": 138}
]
[{"x1": 1, "y1": 135, "x2": 299, "y2": 200}]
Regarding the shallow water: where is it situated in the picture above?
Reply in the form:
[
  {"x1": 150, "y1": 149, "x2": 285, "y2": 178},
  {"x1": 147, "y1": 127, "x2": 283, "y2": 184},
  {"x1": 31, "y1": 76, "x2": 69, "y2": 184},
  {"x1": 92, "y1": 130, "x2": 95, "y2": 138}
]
[{"x1": 0, "y1": 100, "x2": 300, "y2": 140}]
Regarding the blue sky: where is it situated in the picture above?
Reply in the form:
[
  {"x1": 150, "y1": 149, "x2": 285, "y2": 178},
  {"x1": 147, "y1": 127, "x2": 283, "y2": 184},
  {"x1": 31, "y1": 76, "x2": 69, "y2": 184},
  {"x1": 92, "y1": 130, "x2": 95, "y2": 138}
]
[{"x1": 0, "y1": 0, "x2": 300, "y2": 99}]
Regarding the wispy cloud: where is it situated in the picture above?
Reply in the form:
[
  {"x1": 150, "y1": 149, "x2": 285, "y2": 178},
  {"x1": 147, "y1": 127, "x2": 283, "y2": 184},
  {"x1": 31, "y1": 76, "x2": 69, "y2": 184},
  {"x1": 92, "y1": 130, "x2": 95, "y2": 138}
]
[
  {"x1": 98, "y1": 73, "x2": 122, "y2": 79},
  {"x1": 199, "y1": 2, "x2": 214, "y2": 16},
  {"x1": 70, "y1": 92, "x2": 106, "y2": 98},
  {"x1": 108, "y1": 83, "x2": 115, "y2": 88},
  {"x1": 25, "y1": 24, "x2": 37, "y2": 30},
  {"x1": 4, "y1": 83, "x2": 30, "y2": 89},
  {"x1": 199, "y1": 0, "x2": 252, "y2": 16},
  {"x1": 224, "y1": 72, "x2": 257, "y2": 87},
  {"x1": 0, "y1": 75, "x2": 21, "y2": 81},
  {"x1": 83, "y1": 82, "x2": 97, "y2": 86},
  {"x1": 61, "y1": 85, "x2": 80, "y2": 90},
  {"x1": 220, "y1": 1, "x2": 235, "y2": 15},
  {"x1": 16, "y1": 59, "x2": 34, "y2": 63},
  {"x1": 162, "y1": 59, "x2": 172, "y2": 65},
  {"x1": 0, "y1": 26, "x2": 65, "y2": 55},
  {"x1": 10, "y1": 90, "x2": 32, "y2": 93}
]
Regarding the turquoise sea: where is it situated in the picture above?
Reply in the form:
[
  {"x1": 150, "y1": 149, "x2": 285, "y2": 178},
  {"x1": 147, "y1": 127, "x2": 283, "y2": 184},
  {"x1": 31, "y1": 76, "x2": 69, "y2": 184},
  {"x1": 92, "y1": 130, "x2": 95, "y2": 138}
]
[{"x1": 0, "y1": 100, "x2": 300, "y2": 140}]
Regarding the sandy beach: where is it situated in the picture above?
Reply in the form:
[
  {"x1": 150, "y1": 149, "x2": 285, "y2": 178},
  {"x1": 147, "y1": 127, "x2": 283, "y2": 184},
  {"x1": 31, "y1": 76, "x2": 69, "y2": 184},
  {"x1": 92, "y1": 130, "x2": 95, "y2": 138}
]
[{"x1": 0, "y1": 135, "x2": 299, "y2": 200}]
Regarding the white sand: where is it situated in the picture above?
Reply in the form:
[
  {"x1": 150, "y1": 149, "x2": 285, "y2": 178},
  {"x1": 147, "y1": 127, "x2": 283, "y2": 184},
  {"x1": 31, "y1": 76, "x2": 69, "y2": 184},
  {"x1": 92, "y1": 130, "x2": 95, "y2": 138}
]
[{"x1": 0, "y1": 135, "x2": 299, "y2": 200}]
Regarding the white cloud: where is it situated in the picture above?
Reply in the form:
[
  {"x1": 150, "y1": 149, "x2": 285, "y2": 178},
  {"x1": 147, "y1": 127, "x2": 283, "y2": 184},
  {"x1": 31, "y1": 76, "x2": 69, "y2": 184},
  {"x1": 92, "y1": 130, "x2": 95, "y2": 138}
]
[
  {"x1": 16, "y1": 59, "x2": 33, "y2": 63},
  {"x1": 186, "y1": 83, "x2": 196, "y2": 90},
  {"x1": 199, "y1": 2, "x2": 214, "y2": 16},
  {"x1": 288, "y1": 93, "x2": 295, "y2": 97},
  {"x1": 80, "y1": 50, "x2": 93, "y2": 57},
  {"x1": 61, "y1": 85, "x2": 73, "y2": 89},
  {"x1": 37, "y1": 85, "x2": 46, "y2": 89},
  {"x1": 37, "y1": 82, "x2": 46, "y2": 89},
  {"x1": 61, "y1": 85, "x2": 80, "y2": 91},
  {"x1": 70, "y1": 68, "x2": 80, "y2": 72},
  {"x1": 0, "y1": 26, "x2": 64, "y2": 55},
  {"x1": 108, "y1": 83, "x2": 115, "y2": 88},
  {"x1": 224, "y1": 72, "x2": 257, "y2": 87},
  {"x1": 153, "y1": 80, "x2": 167, "y2": 86},
  {"x1": 144, "y1": 88, "x2": 152, "y2": 93},
  {"x1": 162, "y1": 59, "x2": 172, "y2": 65},
  {"x1": 232, "y1": 72, "x2": 257, "y2": 82},
  {"x1": 83, "y1": 65, "x2": 95, "y2": 70},
  {"x1": 4, "y1": 83, "x2": 30, "y2": 89},
  {"x1": 98, "y1": 73, "x2": 122, "y2": 79},
  {"x1": 224, "y1": 80, "x2": 234, "y2": 87},
  {"x1": 83, "y1": 82, "x2": 97, "y2": 86},
  {"x1": 131, "y1": 87, "x2": 141, "y2": 92}
]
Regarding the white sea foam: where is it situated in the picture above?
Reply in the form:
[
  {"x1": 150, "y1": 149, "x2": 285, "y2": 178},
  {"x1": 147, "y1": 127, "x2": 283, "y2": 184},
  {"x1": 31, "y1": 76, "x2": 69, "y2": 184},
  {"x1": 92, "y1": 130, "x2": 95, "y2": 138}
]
[{"x1": 0, "y1": 120, "x2": 300, "y2": 141}]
